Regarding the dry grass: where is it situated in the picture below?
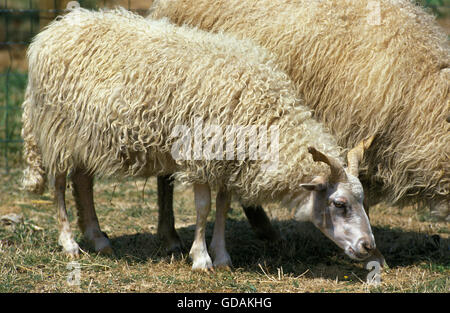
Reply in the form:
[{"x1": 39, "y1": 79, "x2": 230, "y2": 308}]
[
  {"x1": 0, "y1": 169, "x2": 448, "y2": 293},
  {"x1": 1, "y1": 1, "x2": 448, "y2": 293}
]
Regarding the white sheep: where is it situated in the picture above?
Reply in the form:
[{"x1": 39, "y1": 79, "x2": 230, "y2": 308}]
[{"x1": 22, "y1": 8, "x2": 375, "y2": 270}]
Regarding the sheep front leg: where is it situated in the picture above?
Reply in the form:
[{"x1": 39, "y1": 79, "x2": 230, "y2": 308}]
[
  {"x1": 190, "y1": 183, "x2": 213, "y2": 271},
  {"x1": 210, "y1": 189, "x2": 232, "y2": 269},
  {"x1": 71, "y1": 168, "x2": 112, "y2": 255},
  {"x1": 55, "y1": 173, "x2": 79, "y2": 257}
]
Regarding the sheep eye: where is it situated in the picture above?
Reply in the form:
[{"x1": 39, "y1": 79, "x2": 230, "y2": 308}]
[
  {"x1": 332, "y1": 199, "x2": 350, "y2": 216},
  {"x1": 333, "y1": 199, "x2": 347, "y2": 209}
]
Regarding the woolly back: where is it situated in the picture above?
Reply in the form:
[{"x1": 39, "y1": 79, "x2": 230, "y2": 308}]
[
  {"x1": 25, "y1": 7, "x2": 339, "y2": 200},
  {"x1": 150, "y1": 0, "x2": 450, "y2": 205}
]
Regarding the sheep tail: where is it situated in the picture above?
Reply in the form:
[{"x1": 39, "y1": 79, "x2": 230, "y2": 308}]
[{"x1": 21, "y1": 92, "x2": 46, "y2": 194}]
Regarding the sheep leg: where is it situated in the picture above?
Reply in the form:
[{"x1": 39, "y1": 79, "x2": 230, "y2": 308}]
[
  {"x1": 71, "y1": 168, "x2": 112, "y2": 255},
  {"x1": 157, "y1": 175, "x2": 184, "y2": 254},
  {"x1": 242, "y1": 205, "x2": 281, "y2": 242},
  {"x1": 190, "y1": 183, "x2": 213, "y2": 271},
  {"x1": 210, "y1": 189, "x2": 232, "y2": 269},
  {"x1": 157, "y1": 175, "x2": 278, "y2": 245},
  {"x1": 55, "y1": 173, "x2": 79, "y2": 257}
]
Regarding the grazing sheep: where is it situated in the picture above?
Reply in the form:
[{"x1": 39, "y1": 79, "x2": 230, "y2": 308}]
[
  {"x1": 22, "y1": 8, "x2": 376, "y2": 270},
  {"x1": 149, "y1": 0, "x2": 450, "y2": 221}
]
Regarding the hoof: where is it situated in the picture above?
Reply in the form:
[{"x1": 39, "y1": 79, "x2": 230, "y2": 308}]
[
  {"x1": 97, "y1": 245, "x2": 113, "y2": 256},
  {"x1": 212, "y1": 252, "x2": 233, "y2": 270},
  {"x1": 165, "y1": 242, "x2": 185, "y2": 256},
  {"x1": 192, "y1": 266, "x2": 215, "y2": 273},
  {"x1": 59, "y1": 236, "x2": 80, "y2": 258},
  {"x1": 163, "y1": 235, "x2": 185, "y2": 255},
  {"x1": 64, "y1": 247, "x2": 80, "y2": 259},
  {"x1": 191, "y1": 255, "x2": 214, "y2": 272},
  {"x1": 93, "y1": 236, "x2": 113, "y2": 255}
]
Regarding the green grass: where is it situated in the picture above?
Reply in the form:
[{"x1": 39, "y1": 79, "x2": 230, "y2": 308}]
[{"x1": 420, "y1": 0, "x2": 450, "y2": 17}]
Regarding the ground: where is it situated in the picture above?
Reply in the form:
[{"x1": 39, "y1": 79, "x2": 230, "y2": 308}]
[
  {"x1": 0, "y1": 170, "x2": 448, "y2": 292},
  {"x1": 0, "y1": 0, "x2": 449, "y2": 294}
]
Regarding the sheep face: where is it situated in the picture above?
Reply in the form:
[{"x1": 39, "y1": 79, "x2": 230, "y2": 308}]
[
  {"x1": 299, "y1": 174, "x2": 375, "y2": 260},
  {"x1": 295, "y1": 145, "x2": 376, "y2": 260}
]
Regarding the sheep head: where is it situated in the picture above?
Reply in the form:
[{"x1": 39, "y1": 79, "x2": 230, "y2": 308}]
[{"x1": 295, "y1": 140, "x2": 376, "y2": 261}]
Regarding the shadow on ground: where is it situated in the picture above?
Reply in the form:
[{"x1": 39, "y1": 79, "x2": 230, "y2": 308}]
[{"x1": 98, "y1": 217, "x2": 449, "y2": 280}]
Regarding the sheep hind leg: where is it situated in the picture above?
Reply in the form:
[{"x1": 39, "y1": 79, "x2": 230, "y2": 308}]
[
  {"x1": 190, "y1": 183, "x2": 213, "y2": 272},
  {"x1": 55, "y1": 173, "x2": 79, "y2": 258},
  {"x1": 242, "y1": 205, "x2": 281, "y2": 242},
  {"x1": 157, "y1": 175, "x2": 184, "y2": 254},
  {"x1": 71, "y1": 168, "x2": 112, "y2": 255},
  {"x1": 210, "y1": 189, "x2": 232, "y2": 270}
]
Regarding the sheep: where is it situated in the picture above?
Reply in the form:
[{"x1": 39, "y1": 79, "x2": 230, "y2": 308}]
[
  {"x1": 149, "y1": 0, "x2": 450, "y2": 222},
  {"x1": 22, "y1": 8, "x2": 376, "y2": 270}
]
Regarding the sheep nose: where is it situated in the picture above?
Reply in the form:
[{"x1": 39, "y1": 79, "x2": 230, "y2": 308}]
[
  {"x1": 358, "y1": 238, "x2": 376, "y2": 254},
  {"x1": 363, "y1": 240, "x2": 376, "y2": 252}
]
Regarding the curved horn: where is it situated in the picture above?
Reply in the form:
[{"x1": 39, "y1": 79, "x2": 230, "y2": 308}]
[
  {"x1": 346, "y1": 136, "x2": 375, "y2": 177},
  {"x1": 307, "y1": 147, "x2": 347, "y2": 183}
]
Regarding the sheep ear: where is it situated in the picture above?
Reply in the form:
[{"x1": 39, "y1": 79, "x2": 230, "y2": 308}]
[{"x1": 300, "y1": 183, "x2": 326, "y2": 192}]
